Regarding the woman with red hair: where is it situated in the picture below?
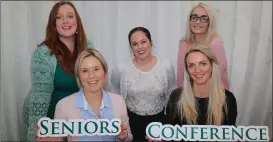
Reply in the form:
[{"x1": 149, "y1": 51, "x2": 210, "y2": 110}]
[{"x1": 23, "y1": 1, "x2": 93, "y2": 141}]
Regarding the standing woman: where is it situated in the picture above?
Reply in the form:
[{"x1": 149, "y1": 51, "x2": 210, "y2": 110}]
[
  {"x1": 110, "y1": 27, "x2": 176, "y2": 141},
  {"x1": 177, "y1": 2, "x2": 229, "y2": 90},
  {"x1": 23, "y1": 1, "x2": 93, "y2": 141}
]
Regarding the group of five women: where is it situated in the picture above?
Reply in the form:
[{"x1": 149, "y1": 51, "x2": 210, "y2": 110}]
[{"x1": 23, "y1": 1, "x2": 237, "y2": 141}]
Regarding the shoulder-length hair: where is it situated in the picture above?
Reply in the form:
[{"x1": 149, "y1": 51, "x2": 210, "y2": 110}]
[{"x1": 74, "y1": 48, "x2": 108, "y2": 88}]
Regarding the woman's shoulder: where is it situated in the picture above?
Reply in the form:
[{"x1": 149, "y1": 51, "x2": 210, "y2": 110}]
[
  {"x1": 107, "y1": 92, "x2": 124, "y2": 101},
  {"x1": 107, "y1": 92, "x2": 126, "y2": 106},
  {"x1": 87, "y1": 40, "x2": 94, "y2": 49},
  {"x1": 224, "y1": 89, "x2": 237, "y2": 105},
  {"x1": 34, "y1": 44, "x2": 51, "y2": 55},
  {"x1": 156, "y1": 56, "x2": 173, "y2": 68},
  {"x1": 210, "y1": 36, "x2": 224, "y2": 46},
  {"x1": 57, "y1": 93, "x2": 78, "y2": 107},
  {"x1": 169, "y1": 87, "x2": 182, "y2": 103},
  {"x1": 31, "y1": 44, "x2": 57, "y2": 68},
  {"x1": 179, "y1": 39, "x2": 190, "y2": 48}
]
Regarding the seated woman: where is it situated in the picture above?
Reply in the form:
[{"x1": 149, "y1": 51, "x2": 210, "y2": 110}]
[
  {"x1": 166, "y1": 44, "x2": 237, "y2": 126},
  {"x1": 52, "y1": 48, "x2": 133, "y2": 141}
]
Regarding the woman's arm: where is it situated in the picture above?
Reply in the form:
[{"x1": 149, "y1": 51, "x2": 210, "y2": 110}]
[
  {"x1": 164, "y1": 59, "x2": 177, "y2": 107},
  {"x1": 177, "y1": 40, "x2": 188, "y2": 87},
  {"x1": 25, "y1": 46, "x2": 55, "y2": 142},
  {"x1": 119, "y1": 96, "x2": 133, "y2": 141},
  {"x1": 226, "y1": 91, "x2": 238, "y2": 125},
  {"x1": 210, "y1": 38, "x2": 230, "y2": 90},
  {"x1": 110, "y1": 63, "x2": 123, "y2": 95}
]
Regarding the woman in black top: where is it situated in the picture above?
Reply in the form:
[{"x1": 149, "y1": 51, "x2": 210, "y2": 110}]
[{"x1": 165, "y1": 44, "x2": 237, "y2": 126}]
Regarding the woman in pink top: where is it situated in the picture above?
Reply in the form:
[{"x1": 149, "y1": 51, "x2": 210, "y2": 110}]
[
  {"x1": 36, "y1": 48, "x2": 133, "y2": 141},
  {"x1": 177, "y1": 2, "x2": 229, "y2": 90}
]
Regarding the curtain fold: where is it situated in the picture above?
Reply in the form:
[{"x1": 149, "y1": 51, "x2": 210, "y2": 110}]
[{"x1": 1, "y1": 1, "x2": 272, "y2": 140}]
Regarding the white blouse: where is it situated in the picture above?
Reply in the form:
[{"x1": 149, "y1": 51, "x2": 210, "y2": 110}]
[{"x1": 110, "y1": 56, "x2": 177, "y2": 116}]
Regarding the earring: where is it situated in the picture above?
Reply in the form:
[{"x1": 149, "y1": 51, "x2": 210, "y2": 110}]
[{"x1": 75, "y1": 30, "x2": 78, "y2": 34}]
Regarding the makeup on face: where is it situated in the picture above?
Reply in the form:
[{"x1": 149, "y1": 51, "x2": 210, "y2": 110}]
[
  {"x1": 130, "y1": 31, "x2": 152, "y2": 60},
  {"x1": 79, "y1": 56, "x2": 106, "y2": 93},
  {"x1": 56, "y1": 4, "x2": 77, "y2": 38},
  {"x1": 186, "y1": 52, "x2": 212, "y2": 85},
  {"x1": 190, "y1": 7, "x2": 209, "y2": 35}
]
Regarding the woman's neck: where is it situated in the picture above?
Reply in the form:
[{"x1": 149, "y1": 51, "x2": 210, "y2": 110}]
[
  {"x1": 134, "y1": 55, "x2": 154, "y2": 66},
  {"x1": 194, "y1": 34, "x2": 206, "y2": 44},
  {"x1": 193, "y1": 82, "x2": 209, "y2": 98},
  {"x1": 59, "y1": 36, "x2": 75, "y2": 53},
  {"x1": 84, "y1": 89, "x2": 103, "y2": 108}
]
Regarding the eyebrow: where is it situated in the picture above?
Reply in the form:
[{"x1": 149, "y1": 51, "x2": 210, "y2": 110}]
[
  {"x1": 191, "y1": 14, "x2": 208, "y2": 17},
  {"x1": 187, "y1": 60, "x2": 208, "y2": 65},
  {"x1": 131, "y1": 41, "x2": 137, "y2": 44},
  {"x1": 57, "y1": 12, "x2": 75, "y2": 15},
  {"x1": 200, "y1": 60, "x2": 208, "y2": 63},
  {"x1": 81, "y1": 65, "x2": 100, "y2": 69}
]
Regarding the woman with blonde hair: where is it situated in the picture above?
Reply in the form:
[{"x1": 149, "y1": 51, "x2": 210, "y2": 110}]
[
  {"x1": 166, "y1": 44, "x2": 237, "y2": 126},
  {"x1": 177, "y1": 2, "x2": 230, "y2": 91},
  {"x1": 37, "y1": 48, "x2": 133, "y2": 141}
]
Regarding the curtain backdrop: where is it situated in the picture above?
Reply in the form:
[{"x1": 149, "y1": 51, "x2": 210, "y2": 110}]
[{"x1": 1, "y1": 1, "x2": 272, "y2": 141}]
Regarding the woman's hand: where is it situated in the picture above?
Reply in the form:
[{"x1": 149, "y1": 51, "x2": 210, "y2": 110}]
[
  {"x1": 36, "y1": 124, "x2": 62, "y2": 141},
  {"x1": 117, "y1": 124, "x2": 128, "y2": 140},
  {"x1": 146, "y1": 136, "x2": 162, "y2": 142}
]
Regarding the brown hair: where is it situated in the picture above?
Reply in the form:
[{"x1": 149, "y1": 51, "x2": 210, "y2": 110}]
[{"x1": 38, "y1": 1, "x2": 88, "y2": 73}]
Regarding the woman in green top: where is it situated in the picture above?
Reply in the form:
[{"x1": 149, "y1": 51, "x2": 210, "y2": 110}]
[{"x1": 23, "y1": 1, "x2": 93, "y2": 141}]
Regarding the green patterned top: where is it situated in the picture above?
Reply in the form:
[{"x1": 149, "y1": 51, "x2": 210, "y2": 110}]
[{"x1": 23, "y1": 41, "x2": 93, "y2": 141}]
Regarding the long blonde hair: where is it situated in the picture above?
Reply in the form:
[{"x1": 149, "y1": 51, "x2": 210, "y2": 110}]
[
  {"x1": 183, "y1": 2, "x2": 218, "y2": 45},
  {"x1": 177, "y1": 44, "x2": 227, "y2": 125}
]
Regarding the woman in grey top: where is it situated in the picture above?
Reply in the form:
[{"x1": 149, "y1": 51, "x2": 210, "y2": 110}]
[{"x1": 110, "y1": 27, "x2": 176, "y2": 141}]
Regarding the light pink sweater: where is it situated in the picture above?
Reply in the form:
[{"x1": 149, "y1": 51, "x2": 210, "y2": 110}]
[
  {"x1": 54, "y1": 92, "x2": 133, "y2": 141},
  {"x1": 176, "y1": 37, "x2": 230, "y2": 90}
]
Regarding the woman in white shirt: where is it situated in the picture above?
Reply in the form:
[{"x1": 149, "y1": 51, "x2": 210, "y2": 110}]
[{"x1": 110, "y1": 27, "x2": 176, "y2": 141}]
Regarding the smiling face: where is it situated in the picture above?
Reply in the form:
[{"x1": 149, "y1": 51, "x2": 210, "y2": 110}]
[
  {"x1": 190, "y1": 6, "x2": 209, "y2": 35},
  {"x1": 55, "y1": 4, "x2": 77, "y2": 39},
  {"x1": 186, "y1": 51, "x2": 212, "y2": 86},
  {"x1": 79, "y1": 56, "x2": 106, "y2": 93},
  {"x1": 130, "y1": 31, "x2": 153, "y2": 60}
]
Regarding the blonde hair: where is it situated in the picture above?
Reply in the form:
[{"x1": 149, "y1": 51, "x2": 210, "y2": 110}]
[
  {"x1": 183, "y1": 2, "x2": 218, "y2": 45},
  {"x1": 177, "y1": 44, "x2": 227, "y2": 125},
  {"x1": 74, "y1": 48, "x2": 108, "y2": 88}
]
